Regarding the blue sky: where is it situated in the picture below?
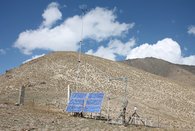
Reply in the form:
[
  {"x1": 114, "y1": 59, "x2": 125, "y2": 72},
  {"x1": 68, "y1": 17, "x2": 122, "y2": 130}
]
[{"x1": 0, "y1": 0, "x2": 195, "y2": 74}]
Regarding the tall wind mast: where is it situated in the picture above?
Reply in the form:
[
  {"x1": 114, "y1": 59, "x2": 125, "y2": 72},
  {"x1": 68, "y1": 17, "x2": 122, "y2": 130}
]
[
  {"x1": 76, "y1": 5, "x2": 88, "y2": 91},
  {"x1": 78, "y1": 5, "x2": 87, "y2": 63}
]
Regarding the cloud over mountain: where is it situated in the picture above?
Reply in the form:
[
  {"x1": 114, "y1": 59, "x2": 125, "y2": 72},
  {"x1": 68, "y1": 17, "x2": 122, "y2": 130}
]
[
  {"x1": 126, "y1": 38, "x2": 195, "y2": 65},
  {"x1": 13, "y1": 2, "x2": 195, "y2": 66},
  {"x1": 86, "y1": 38, "x2": 135, "y2": 60},
  {"x1": 22, "y1": 54, "x2": 45, "y2": 64},
  {"x1": 14, "y1": 3, "x2": 133, "y2": 55}
]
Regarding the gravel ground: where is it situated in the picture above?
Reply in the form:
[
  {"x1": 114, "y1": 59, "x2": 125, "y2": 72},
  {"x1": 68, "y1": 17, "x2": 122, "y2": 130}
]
[{"x1": 0, "y1": 103, "x2": 182, "y2": 131}]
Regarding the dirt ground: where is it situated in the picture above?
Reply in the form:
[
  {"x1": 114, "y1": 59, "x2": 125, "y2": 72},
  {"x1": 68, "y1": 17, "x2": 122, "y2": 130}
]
[
  {"x1": 0, "y1": 103, "x2": 186, "y2": 131},
  {"x1": 0, "y1": 52, "x2": 194, "y2": 131}
]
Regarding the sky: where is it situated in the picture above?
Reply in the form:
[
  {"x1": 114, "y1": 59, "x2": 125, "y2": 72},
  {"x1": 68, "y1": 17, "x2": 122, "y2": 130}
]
[{"x1": 0, "y1": 0, "x2": 195, "y2": 74}]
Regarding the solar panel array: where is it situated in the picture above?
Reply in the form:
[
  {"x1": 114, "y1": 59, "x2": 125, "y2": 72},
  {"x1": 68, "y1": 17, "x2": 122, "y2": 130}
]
[{"x1": 66, "y1": 92, "x2": 104, "y2": 113}]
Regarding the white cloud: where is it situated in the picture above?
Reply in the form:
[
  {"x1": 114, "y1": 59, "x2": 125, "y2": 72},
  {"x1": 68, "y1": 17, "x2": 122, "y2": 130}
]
[
  {"x1": 126, "y1": 38, "x2": 195, "y2": 65},
  {"x1": 108, "y1": 38, "x2": 135, "y2": 56},
  {"x1": 23, "y1": 54, "x2": 45, "y2": 64},
  {"x1": 14, "y1": 4, "x2": 134, "y2": 55},
  {"x1": 86, "y1": 38, "x2": 135, "y2": 60},
  {"x1": 41, "y1": 2, "x2": 62, "y2": 28},
  {"x1": 87, "y1": 37, "x2": 195, "y2": 65},
  {"x1": 86, "y1": 46, "x2": 116, "y2": 60},
  {"x1": 0, "y1": 49, "x2": 6, "y2": 54},
  {"x1": 82, "y1": 8, "x2": 134, "y2": 41},
  {"x1": 188, "y1": 25, "x2": 195, "y2": 35},
  {"x1": 15, "y1": 2, "x2": 195, "y2": 66},
  {"x1": 126, "y1": 38, "x2": 181, "y2": 63},
  {"x1": 181, "y1": 55, "x2": 195, "y2": 65}
]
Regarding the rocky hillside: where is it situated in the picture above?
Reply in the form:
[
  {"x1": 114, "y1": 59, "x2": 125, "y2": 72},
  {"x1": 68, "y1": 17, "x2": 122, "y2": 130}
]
[
  {"x1": 123, "y1": 57, "x2": 195, "y2": 87},
  {"x1": 0, "y1": 52, "x2": 194, "y2": 130}
]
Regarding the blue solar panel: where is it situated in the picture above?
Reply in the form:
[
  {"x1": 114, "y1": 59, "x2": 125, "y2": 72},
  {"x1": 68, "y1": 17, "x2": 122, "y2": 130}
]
[
  {"x1": 66, "y1": 92, "x2": 87, "y2": 113},
  {"x1": 70, "y1": 92, "x2": 87, "y2": 99},
  {"x1": 69, "y1": 99, "x2": 84, "y2": 105},
  {"x1": 66, "y1": 105, "x2": 83, "y2": 112},
  {"x1": 84, "y1": 92, "x2": 104, "y2": 113},
  {"x1": 83, "y1": 105, "x2": 101, "y2": 113},
  {"x1": 66, "y1": 92, "x2": 104, "y2": 113},
  {"x1": 88, "y1": 92, "x2": 104, "y2": 99},
  {"x1": 86, "y1": 99, "x2": 102, "y2": 105}
]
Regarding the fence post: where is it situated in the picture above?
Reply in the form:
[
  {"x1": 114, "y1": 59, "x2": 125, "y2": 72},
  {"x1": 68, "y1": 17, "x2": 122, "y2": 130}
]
[
  {"x1": 67, "y1": 85, "x2": 71, "y2": 104},
  {"x1": 18, "y1": 85, "x2": 25, "y2": 105},
  {"x1": 107, "y1": 97, "x2": 110, "y2": 121}
]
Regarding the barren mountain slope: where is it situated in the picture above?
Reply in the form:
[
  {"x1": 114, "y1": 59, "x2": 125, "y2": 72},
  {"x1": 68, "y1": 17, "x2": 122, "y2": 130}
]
[
  {"x1": 179, "y1": 64, "x2": 195, "y2": 75},
  {"x1": 0, "y1": 52, "x2": 194, "y2": 130},
  {"x1": 123, "y1": 57, "x2": 195, "y2": 87}
]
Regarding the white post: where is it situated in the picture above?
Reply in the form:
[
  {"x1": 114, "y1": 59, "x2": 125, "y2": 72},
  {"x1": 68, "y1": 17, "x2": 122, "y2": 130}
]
[
  {"x1": 18, "y1": 85, "x2": 25, "y2": 105},
  {"x1": 67, "y1": 85, "x2": 71, "y2": 104}
]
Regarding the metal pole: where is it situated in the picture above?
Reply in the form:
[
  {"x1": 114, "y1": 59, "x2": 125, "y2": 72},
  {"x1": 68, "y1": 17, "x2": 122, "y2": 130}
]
[
  {"x1": 78, "y1": 13, "x2": 83, "y2": 63},
  {"x1": 67, "y1": 85, "x2": 71, "y2": 104},
  {"x1": 107, "y1": 97, "x2": 110, "y2": 121},
  {"x1": 124, "y1": 77, "x2": 127, "y2": 100},
  {"x1": 76, "y1": 7, "x2": 87, "y2": 91}
]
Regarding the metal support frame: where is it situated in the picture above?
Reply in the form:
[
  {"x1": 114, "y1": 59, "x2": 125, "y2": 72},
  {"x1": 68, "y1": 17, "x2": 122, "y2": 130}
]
[{"x1": 109, "y1": 77, "x2": 128, "y2": 125}]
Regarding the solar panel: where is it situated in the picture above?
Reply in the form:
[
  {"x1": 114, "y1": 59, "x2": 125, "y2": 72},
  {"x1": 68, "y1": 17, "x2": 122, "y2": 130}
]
[
  {"x1": 66, "y1": 105, "x2": 83, "y2": 112},
  {"x1": 69, "y1": 99, "x2": 84, "y2": 105},
  {"x1": 84, "y1": 92, "x2": 104, "y2": 113},
  {"x1": 83, "y1": 105, "x2": 102, "y2": 113},
  {"x1": 66, "y1": 92, "x2": 87, "y2": 113},
  {"x1": 86, "y1": 99, "x2": 102, "y2": 105},
  {"x1": 66, "y1": 92, "x2": 104, "y2": 113},
  {"x1": 70, "y1": 92, "x2": 87, "y2": 99},
  {"x1": 88, "y1": 92, "x2": 104, "y2": 99}
]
